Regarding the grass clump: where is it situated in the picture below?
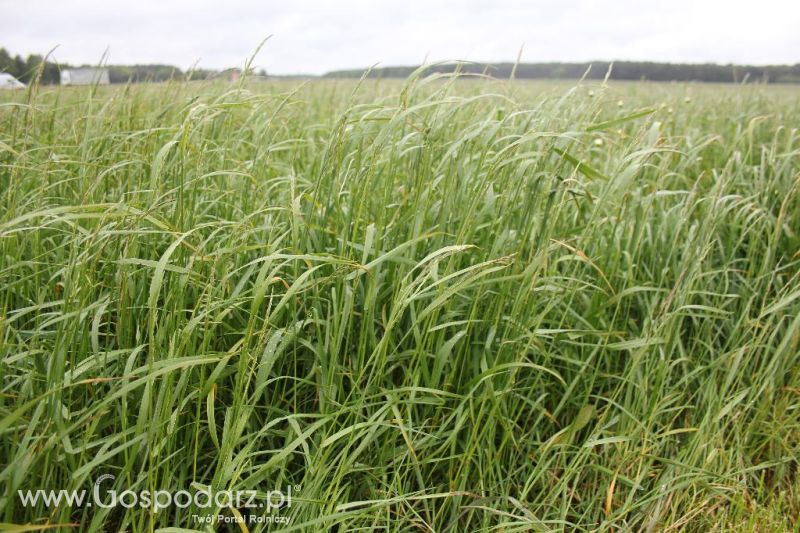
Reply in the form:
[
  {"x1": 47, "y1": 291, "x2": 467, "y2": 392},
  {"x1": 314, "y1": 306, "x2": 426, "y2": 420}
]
[{"x1": 1, "y1": 74, "x2": 799, "y2": 531}]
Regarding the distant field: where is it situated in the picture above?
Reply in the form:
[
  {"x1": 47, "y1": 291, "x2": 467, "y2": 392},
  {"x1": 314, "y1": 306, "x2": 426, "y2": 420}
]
[{"x1": 1, "y1": 76, "x2": 799, "y2": 531}]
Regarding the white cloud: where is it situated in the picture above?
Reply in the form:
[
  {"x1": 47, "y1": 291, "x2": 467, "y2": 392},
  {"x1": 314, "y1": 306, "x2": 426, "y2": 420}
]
[{"x1": 0, "y1": 0, "x2": 797, "y2": 74}]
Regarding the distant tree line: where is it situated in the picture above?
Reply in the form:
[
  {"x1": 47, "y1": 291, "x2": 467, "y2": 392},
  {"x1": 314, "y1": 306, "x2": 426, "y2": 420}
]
[
  {"x1": 4, "y1": 46, "x2": 798, "y2": 85},
  {"x1": 324, "y1": 61, "x2": 800, "y2": 83},
  {"x1": 0, "y1": 47, "x2": 242, "y2": 84},
  {"x1": 0, "y1": 49, "x2": 62, "y2": 84}
]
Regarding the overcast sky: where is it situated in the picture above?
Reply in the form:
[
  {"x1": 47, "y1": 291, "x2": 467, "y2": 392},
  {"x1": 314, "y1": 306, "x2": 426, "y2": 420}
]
[{"x1": 1, "y1": 0, "x2": 798, "y2": 74}]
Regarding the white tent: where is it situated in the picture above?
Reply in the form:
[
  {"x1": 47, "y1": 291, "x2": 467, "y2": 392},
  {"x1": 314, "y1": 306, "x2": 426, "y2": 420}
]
[{"x1": 0, "y1": 73, "x2": 25, "y2": 90}]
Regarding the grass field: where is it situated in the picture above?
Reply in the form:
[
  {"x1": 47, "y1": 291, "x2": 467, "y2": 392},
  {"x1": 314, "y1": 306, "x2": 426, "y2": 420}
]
[{"x1": 1, "y1": 73, "x2": 799, "y2": 531}]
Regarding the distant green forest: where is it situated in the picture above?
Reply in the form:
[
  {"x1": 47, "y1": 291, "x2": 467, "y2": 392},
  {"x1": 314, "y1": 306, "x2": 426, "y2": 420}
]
[
  {"x1": 0, "y1": 47, "x2": 227, "y2": 84},
  {"x1": 3, "y1": 46, "x2": 799, "y2": 84},
  {"x1": 325, "y1": 61, "x2": 800, "y2": 83}
]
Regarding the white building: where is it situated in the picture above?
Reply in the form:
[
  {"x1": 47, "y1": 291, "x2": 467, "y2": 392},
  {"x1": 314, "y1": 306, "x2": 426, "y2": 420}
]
[
  {"x1": 60, "y1": 68, "x2": 110, "y2": 86},
  {"x1": 0, "y1": 73, "x2": 25, "y2": 89}
]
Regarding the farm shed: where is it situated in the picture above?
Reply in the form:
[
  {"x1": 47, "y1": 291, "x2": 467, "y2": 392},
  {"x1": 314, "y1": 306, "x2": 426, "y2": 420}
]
[{"x1": 60, "y1": 68, "x2": 110, "y2": 85}]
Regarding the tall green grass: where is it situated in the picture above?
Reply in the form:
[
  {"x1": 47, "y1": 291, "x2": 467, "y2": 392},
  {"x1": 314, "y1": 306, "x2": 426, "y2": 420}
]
[{"x1": 1, "y1": 73, "x2": 799, "y2": 531}]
